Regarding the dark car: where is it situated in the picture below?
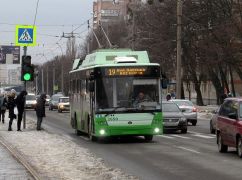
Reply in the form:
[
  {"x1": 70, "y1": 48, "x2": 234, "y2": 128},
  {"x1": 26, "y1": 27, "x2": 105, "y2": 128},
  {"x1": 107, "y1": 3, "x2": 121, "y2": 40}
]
[
  {"x1": 49, "y1": 94, "x2": 64, "y2": 111},
  {"x1": 162, "y1": 101, "x2": 187, "y2": 133},
  {"x1": 171, "y1": 99, "x2": 197, "y2": 126},
  {"x1": 216, "y1": 98, "x2": 242, "y2": 158}
]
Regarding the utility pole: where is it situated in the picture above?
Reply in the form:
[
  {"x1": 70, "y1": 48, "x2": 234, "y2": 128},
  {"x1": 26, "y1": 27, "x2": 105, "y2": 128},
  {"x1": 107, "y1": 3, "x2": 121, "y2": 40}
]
[
  {"x1": 41, "y1": 68, "x2": 44, "y2": 93},
  {"x1": 53, "y1": 66, "x2": 55, "y2": 94},
  {"x1": 176, "y1": 0, "x2": 182, "y2": 99},
  {"x1": 47, "y1": 66, "x2": 49, "y2": 95},
  {"x1": 23, "y1": 46, "x2": 27, "y2": 129}
]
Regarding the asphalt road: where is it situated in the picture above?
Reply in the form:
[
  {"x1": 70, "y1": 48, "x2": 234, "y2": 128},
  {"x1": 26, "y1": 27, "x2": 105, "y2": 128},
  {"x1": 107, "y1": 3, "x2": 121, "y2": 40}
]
[{"x1": 26, "y1": 109, "x2": 242, "y2": 180}]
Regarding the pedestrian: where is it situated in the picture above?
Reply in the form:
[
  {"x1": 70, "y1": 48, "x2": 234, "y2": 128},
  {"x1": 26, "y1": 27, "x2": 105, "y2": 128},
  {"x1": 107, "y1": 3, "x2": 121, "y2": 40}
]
[
  {"x1": 0, "y1": 93, "x2": 7, "y2": 124},
  {"x1": 15, "y1": 90, "x2": 28, "y2": 131},
  {"x1": 35, "y1": 93, "x2": 46, "y2": 130},
  {"x1": 166, "y1": 93, "x2": 171, "y2": 101},
  {"x1": 7, "y1": 89, "x2": 17, "y2": 131}
]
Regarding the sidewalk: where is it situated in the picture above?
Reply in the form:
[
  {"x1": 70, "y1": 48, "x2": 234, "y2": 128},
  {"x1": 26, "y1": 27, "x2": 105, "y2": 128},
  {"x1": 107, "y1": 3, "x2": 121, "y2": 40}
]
[{"x1": 0, "y1": 117, "x2": 138, "y2": 180}]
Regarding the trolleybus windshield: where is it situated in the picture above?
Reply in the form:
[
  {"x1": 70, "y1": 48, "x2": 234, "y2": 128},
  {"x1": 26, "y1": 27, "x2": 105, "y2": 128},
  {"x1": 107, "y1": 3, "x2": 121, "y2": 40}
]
[{"x1": 96, "y1": 77, "x2": 160, "y2": 112}]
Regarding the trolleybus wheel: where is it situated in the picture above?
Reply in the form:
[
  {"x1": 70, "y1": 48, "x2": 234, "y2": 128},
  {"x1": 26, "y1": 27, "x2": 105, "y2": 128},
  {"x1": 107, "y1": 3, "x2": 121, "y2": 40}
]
[{"x1": 144, "y1": 135, "x2": 153, "y2": 142}]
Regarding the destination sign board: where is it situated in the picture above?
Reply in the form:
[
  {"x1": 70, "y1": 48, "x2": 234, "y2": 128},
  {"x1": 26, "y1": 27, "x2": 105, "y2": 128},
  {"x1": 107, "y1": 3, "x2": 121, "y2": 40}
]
[{"x1": 100, "y1": 66, "x2": 160, "y2": 77}]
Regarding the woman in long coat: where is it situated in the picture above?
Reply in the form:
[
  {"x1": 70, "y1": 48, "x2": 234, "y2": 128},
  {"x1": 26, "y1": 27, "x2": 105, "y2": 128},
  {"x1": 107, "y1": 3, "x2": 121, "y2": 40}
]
[
  {"x1": 7, "y1": 89, "x2": 17, "y2": 131},
  {"x1": 35, "y1": 93, "x2": 46, "y2": 130}
]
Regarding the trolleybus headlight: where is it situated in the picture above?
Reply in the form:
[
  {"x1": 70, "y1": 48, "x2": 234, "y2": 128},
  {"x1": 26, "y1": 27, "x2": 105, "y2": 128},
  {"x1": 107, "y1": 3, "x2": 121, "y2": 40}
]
[
  {"x1": 99, "y1": 129, "x2": 106, "y2": 135},
  {"x1": 154, "y1": 128, "x2": 160, "y2": 133}
]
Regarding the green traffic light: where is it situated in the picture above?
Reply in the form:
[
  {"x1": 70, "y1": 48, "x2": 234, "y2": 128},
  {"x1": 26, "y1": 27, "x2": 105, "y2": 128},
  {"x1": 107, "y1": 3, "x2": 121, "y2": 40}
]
[{"x1": 23, "y1": 73, "x2": 31, "y2": 81}]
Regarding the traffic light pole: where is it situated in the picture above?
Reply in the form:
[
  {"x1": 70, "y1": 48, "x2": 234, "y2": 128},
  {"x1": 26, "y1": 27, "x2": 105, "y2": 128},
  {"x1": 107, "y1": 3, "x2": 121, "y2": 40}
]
[{"x1": 23, "y1": 46, "x2": 27, "y2": 129}]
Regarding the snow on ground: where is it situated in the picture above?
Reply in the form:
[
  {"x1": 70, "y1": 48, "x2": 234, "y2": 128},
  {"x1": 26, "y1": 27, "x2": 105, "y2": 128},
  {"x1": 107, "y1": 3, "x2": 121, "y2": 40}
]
[{"x1": 0, "y1": 118, "x2": 138, "y2": 180}]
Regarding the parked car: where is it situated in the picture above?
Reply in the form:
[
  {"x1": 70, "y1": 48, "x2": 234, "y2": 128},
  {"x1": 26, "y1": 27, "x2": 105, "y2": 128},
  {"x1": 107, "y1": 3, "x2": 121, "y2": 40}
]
[
  {"x1": 25, "y1": 93, "x2": 37, "y2": 109},
  {"x1": 210, "y1": 107, "x2": 220, "y2": 134},
  {"x1": 217, "y1": 98, "x2": 242, "y2": 158},
  {"x1": 57, "y1": 97, "x2": 70, "y2": 113},
  {"x1": 162, "y1": 101, "x2": 187, "y2": 133},
  {"x1": 171, "y1": 99, "x2": 197, "y2": 126},
  {"x1": 49, "y1": 94, "x2": 64, "y2": 111}
]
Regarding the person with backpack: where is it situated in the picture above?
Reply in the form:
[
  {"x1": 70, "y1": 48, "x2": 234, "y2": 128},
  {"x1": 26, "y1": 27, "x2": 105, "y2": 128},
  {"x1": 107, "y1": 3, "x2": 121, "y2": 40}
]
[{"x1": 0, "y1": 93, "x2": 7, "y2": 124}]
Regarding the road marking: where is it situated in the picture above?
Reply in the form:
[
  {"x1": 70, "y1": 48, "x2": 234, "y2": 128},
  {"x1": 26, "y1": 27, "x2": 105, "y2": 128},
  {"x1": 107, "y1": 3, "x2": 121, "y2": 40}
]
[
  {"x1": 192, "y1": 134, "x2": 214, "y2": 139},
  {"x1": 157, "y1": 135, "x2": 174, "y2": 139},
  {"x1": 176, "y1": 146, "x2": 201, "y2": 154},
  {"x1": 170, "y1": 135, "x2": 192, "y2": 139}
]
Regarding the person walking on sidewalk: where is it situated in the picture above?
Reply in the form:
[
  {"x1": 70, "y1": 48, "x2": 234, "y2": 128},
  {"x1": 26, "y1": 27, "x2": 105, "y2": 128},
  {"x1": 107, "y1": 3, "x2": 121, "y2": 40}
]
[
  {"x1": 0, "y1": 93, "x2": 7, "y2": 124},
  {"x1": 35, "y1": 93, "x2": 46, "y2": 130},
  {"x1": 15, "y1": 90, "x2": 27, "y2": 131},
  {"x1": 7, "y1": 89, "x2": 17, "y2": 131}
]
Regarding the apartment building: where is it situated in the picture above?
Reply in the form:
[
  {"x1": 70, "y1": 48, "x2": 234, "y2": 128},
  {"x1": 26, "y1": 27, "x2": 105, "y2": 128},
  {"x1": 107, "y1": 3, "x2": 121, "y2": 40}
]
[{"x1": 93, "y1": 0, "x2": 130, "y2": 28}]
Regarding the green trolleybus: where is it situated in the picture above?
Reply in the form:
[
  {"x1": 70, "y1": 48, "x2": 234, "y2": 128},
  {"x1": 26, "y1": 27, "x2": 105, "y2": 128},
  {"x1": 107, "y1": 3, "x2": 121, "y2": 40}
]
[{"x1": 69, "y1": 49, "x2": 163, "y2": 141}]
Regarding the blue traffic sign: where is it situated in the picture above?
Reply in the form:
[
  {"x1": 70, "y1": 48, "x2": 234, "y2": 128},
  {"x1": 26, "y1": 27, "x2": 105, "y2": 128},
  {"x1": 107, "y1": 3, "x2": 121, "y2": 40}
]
[{"x1": 15, "y1": 25, "x2": 36, "y2": 46}]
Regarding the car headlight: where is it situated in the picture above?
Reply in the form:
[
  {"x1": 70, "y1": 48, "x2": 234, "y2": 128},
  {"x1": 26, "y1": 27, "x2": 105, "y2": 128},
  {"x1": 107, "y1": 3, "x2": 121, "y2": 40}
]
[{"x1": 180, "y1": 117, "x2": 186, "y2": 122}]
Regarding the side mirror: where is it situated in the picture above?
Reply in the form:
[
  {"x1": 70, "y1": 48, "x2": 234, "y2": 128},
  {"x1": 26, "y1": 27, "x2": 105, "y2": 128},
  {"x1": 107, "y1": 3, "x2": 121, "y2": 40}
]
[
  {"x1": 181, "y1": 109, "x2": 186, "y2": 113},
  {"x1": 228, "y1": 112, "x2": 237, "y2": 120},
  {"x1": 89, "y1": 72, "x2": 95, "y2": 81},
  {"x1": 88, "y1": 82, "x2": 95, "y2": 92},
  {"x1": 161, "y1": 79, "x2": 168, "y2": 89}
]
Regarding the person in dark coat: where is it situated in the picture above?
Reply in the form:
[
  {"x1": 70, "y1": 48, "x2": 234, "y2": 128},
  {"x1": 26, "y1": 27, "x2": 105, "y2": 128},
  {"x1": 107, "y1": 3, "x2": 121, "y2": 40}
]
[
  {"x1": 35, "y1": 93, "x2": 46, "y2": 130},
  {"x1": 7, "y1": 89, "x2": 17, "y2": 131},
  {"x1": 0, "y1": 94, "x2": 7, "y2": 124},
  {"x1": 15, "y1": 90, "x2": 28, "y2": 131}
]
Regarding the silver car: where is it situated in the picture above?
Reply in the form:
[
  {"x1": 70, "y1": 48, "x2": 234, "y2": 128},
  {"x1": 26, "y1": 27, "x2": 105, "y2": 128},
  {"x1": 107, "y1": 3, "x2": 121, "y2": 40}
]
[
  {"x1": 210, "y1": 107, "x2": 220, "y2": 134},
  {"x1": 171, "y1": 99, "x2": 197, "y2": 126},
  {"x1": 162, "y1": 101, "x2": 187, "y2": 133}
]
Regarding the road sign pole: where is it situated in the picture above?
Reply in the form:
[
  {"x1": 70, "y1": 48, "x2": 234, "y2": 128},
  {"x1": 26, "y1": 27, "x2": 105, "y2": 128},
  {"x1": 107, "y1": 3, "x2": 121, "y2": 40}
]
[{"x1": 23, "y1": 46, "x2": 27, "y2": 129}]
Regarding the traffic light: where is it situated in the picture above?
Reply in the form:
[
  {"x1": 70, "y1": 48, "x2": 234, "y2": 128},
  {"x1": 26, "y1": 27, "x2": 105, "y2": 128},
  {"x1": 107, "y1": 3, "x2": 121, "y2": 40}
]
[{"x1": 21, "y1": 55, "x2": 34, "y2": 81}]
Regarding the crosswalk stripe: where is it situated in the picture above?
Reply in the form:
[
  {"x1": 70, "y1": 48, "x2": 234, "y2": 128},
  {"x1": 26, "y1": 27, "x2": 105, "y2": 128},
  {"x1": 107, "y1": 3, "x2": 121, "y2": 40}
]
[
  {"x1": 170, "y1": 135, "x2": 192, "y2": 139},
  {"x1": 157, "y1": 135, "x2": 174, "y2": 139},
  {"x1": 191, "y1": 134, "x2": 214, "y2": 139}
]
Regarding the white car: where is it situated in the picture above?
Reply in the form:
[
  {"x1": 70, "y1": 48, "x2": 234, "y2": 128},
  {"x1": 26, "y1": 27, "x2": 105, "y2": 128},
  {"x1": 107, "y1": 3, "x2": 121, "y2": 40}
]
[
  {"x1": 57, "y1": 97, "x2": 70, "y2": 113},
  {"x1": 25, "y1": 93, "x2": 37, "y2": 109}
]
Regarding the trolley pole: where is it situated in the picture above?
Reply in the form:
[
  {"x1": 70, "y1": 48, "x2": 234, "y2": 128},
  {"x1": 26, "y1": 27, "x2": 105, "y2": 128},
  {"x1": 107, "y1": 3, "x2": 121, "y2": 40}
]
[
  {"x1": 23, "y1": 46, "x2": 27, "y2": 129},
  {"x1": 176, "y1": 0, "x2": 182, "y2": 99}
]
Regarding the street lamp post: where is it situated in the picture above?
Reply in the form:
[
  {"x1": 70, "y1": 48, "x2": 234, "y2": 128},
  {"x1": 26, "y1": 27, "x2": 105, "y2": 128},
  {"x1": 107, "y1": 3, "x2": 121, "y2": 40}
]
[
  {"x1": 56, "y1": 43, "x2": 64, "y2": 95},
  {"x1": 176, "y1": 0, "x2": 182, "y2": 99}
]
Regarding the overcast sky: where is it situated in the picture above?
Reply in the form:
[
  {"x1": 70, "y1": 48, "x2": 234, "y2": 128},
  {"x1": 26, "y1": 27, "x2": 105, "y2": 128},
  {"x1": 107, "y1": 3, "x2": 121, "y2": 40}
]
[{"x1": 0, "y1": 0, "x2": 93, "y2": 64}]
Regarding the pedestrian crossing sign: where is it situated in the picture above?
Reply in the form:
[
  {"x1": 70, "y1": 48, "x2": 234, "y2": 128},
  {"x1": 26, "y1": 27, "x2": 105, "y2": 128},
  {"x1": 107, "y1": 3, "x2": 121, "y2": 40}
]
[{"x1": 15, "y1": 25, "x2": 36, "y2": 46}]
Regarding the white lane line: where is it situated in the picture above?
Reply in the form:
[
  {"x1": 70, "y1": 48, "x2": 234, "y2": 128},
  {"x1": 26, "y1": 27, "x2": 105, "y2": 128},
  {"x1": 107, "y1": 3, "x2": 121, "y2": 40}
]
[
  {"x1": 157, "y1": 135, "x2": 174, "y2": 139},
  {"x1": 171, "y1": 135, "x2": 192, "y2": 139},
  {"x1": 176, "y1": 146, "x2": 201, "y2": 154},
  {"x1": 192, "y1": 134, "x2": 214, "y2": 139},
  {"x1": 188, "y1": 131, "x2": 216, "y2": 138}
]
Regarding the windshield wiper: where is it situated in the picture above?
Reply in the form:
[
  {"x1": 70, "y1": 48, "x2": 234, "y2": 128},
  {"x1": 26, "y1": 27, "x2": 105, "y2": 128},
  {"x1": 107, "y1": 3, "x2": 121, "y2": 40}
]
[{"x1": 104, "y1": 106, "x2": 127, "y2": 117}]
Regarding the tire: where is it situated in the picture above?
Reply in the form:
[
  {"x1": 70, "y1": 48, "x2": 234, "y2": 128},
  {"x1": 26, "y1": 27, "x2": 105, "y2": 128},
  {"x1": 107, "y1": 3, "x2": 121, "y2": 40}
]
[
  {"x1": 237, "y1": 136, "x2": 242, "y2": 158},
  {"x1": 218, "y1": 133, "x2": 228, "y2": 153},
  {"x1": 181, "y1": 128, "x2": 187, "y2": 134},
  {"x1": 192, "y1": 121, "x2": 197, "y2": 126},
  {"x1": 210, "y1": 121, "x2": 215, "y2": 134},
  {"x1": 144, "y1": 135, "x2": 153, "y2": 142},
  {"x1": 58, "y1": 109, "x2": 62, "y2": 113},
  {"x1": 88, "y1": 116, "x2": 98, "y2": 142}
]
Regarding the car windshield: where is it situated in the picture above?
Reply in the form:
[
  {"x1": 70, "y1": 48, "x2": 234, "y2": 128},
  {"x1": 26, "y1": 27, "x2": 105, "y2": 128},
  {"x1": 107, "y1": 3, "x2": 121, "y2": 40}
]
[
  {"x1": 26, "y1": 95, "x2": 36, "y2": 100},
  {"x1": 173, "y1": 100, "x2": 193, "y2": 107},
  {"x1": 52, "y1": 95, "x2": 62, "y2": 101},
  {"x1": 162, "y1": 103, "x2": 181, "y2": 112},
  {"x1": 59, "y1": 98, "x2": 69, "y2": 103}
]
